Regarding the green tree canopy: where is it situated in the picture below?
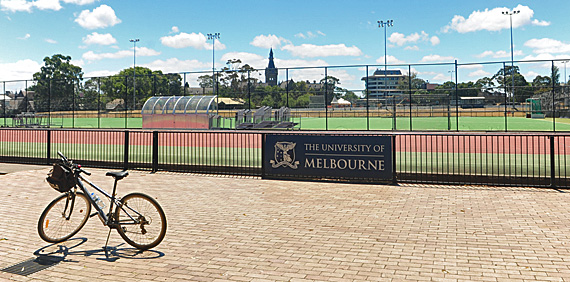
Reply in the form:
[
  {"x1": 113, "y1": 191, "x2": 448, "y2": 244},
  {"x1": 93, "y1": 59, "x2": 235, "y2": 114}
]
[{"x1": 32, "y1": 54, "x2": 83, "y2": 112}]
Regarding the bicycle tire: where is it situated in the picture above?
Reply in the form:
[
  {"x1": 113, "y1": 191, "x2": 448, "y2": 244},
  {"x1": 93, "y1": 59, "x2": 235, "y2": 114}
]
[
  {"x1": 115, "y1": 193, "x2": 166, "y2": 250},
  {"x1": 38, "y1": 192, "x2": 91, "y2": 243}
]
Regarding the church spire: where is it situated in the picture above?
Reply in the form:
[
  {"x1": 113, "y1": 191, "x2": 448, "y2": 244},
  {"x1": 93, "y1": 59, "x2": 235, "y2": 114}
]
[
  {"x1": 265, "y1": 48, "x2": 278, "y2": 86},
  {"x1": 268, "y1": 48, "x2": 276, "y2": 69}
]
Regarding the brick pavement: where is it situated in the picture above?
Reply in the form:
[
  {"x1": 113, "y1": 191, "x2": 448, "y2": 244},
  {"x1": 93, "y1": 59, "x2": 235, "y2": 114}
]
[{"x1": 0, "y1": 165, "x2": 569, "y2": 281}]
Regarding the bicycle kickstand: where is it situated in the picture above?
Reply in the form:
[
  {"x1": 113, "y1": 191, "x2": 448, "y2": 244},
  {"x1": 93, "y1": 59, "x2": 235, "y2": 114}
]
[{"x1": 103, "y1": 228, "x2": 112, "y2": 258}]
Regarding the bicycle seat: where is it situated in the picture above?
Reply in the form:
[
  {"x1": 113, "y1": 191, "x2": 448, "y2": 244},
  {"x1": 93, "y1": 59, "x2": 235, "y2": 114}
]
[{"x1": 106, "y1": 171, "x2": 129, "y2": 180}]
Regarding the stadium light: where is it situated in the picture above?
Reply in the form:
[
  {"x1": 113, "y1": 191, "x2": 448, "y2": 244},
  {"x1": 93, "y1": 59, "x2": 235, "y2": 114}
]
[
  {"x1": 207, "y1": 33, "x2": 220, "y2": 94},
  {"x1": 502, "y1": 10, "x2": 519, "y2": 106},
  {"x1": 378, "y1": 20, "x2": 394, "y2": 129},
  {"x1": 129, "y1": 39, "x2": 139, "y2": 111}
]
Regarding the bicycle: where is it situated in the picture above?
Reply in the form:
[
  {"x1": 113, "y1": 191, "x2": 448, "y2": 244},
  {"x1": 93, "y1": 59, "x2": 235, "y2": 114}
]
[{"x1": 38, "y1": 152, "x2": 167, "y2": 254}]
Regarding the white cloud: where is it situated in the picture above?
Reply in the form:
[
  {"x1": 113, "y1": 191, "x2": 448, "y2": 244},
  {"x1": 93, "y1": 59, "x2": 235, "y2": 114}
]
[
  {"x1": 0, "y1": 59, "x2": 41, "y2": 81},
  {"x1": 18, "y1": 33, "x2": 30, "y2": 40},
  {"x1": 458, "y1": 64, "x2": 484, "y2": 69},
  {"x1": 170, "y1": 26, "x2": 179, "y2": 33},
  {"x1": 84, "y1": 69, "x2": 115, "y2": 78},
  {"x1": 420, "y1": 54, "x2": 456, "y2": 62},
  {"x1": 524, "y1": 38, "x2": 570, "y2": 54},
  {"x1": 524, "y1": 71, "x2": 541, "y2": 80},
  {"x1": 376, "y1": 55, "x2": 405, "y2": 65},
  {"x1": 160, "y1": 32, "x2": 226, "y2": 50},
  {"x1": 443, "y1": 5, "x2": 547, "y2": 33},
  {"x1": 1, "y1": 0, "x2": 33, "y2": 12},
  {"x1": 62, "y1": 0, "x2": 98, "y2": 4},
  {"x1": 221, "y1": 52, "x2": 266, "y2": 69},
  {"x1": 468, "y1": 69, "x2": 491, "y2": 77},
  {"x1": 1, "y1": 0, "x2": 97, "y2": 12},
  {"x1": 82, "y1": 47, "x2": 160, "y2": 61},
  {"x1": 475, "y1": 50, "x2": 524, "y2": 58},
  {"x1": 404, "y1": 46, "x2": 419, "y2": 51},
  {"x1": 250, "y1": 34, "x2": 289, "y2": 49},
  {"x1": 143, "y1": 58, "x2": 211, "y2": 74},
  {"x1": 430, "y1": 36, "x2": 440, "y2": 46},
  {"x1": 389, "y1": 31, "x2": 428, "y2": 46},
  {"x1": 83, "y1": 32, "x2": 116, "y2": 45},
  {"x1": 295, "y1": 31, "x2": 326, "y2": 39},
  {"x1": 281, "y1": 43, "x2": 362, "y2": 58},
  {"x1": 387, "y1": 31, "x2": 439, "y2": 48},
  {"x1": 531, "y1": 19, "x2": 550, "y2": 26},
  {"x1": 45, "y1": 38, "x2": 57, "y2": 44},
  {"x1": 33, "y1": 0, "x2": 61, "y2": 10},
  {"x1": 75, "y1": 4, "x2": 121, "y2": 29},
  {"x1": 432, "y1": 73, "x2": 449, "y2": 82}
]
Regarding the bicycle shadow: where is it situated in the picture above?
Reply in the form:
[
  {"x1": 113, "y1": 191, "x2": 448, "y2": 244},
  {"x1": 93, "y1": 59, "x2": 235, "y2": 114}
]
[{"x1": 34, "y1": 238, "x2": 165, "y2": 263}]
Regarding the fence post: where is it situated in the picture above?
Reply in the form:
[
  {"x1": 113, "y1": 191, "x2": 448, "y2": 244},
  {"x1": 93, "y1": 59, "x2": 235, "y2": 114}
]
[
  {"x1": 124, "y1": 130, "x2": 129, "y2": 170},
  {"x1": 550, "y1": 135, "x2": 556, "y2": 188},
  {"x1": 46, "y1": 129, "x2": 51, "y2": 164},
  {"x1": 366, "y1": 65, "x2": 369, "y2": 131},
  {"x1": 392, "y1": 134, "x2": 397, "y2": 185},
  {"x1": 550, "y1": 61, "x2": 556, "y2": 132},
  {"x1": 152, "y1": 131, "x2": 159, "y2": 173},
  {"x1": 261, "y1": 133, "x2": 266, "y2": 179}
]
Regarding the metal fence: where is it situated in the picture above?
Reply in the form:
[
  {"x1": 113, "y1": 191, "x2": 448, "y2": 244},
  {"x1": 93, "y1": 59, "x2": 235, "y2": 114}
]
[
  {"x1": 2, "y1": 58, "x2": 570, "y2": 131},
  {"x1": 0, "y1": 128, "x2": 568, "y2": 188}
]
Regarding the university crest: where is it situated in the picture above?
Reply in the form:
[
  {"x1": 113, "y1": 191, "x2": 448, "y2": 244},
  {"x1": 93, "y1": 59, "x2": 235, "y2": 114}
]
[{"x1": 270, "y1": 141, "x2": 299, "y2": 169}]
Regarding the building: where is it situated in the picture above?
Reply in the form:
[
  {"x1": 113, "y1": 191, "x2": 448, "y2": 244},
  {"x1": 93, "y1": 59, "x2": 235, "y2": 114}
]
[
  {"x1": 265, "y1": 48, "x2": 278, "y2": 86},
  {"x1": 361, "y1": 69, "x2": 405, "y2": 98}
]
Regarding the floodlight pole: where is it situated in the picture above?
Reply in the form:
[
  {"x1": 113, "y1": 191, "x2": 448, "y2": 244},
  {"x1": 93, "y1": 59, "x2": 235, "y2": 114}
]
[
  {"x1": 503, "y1": 10, "x2": 519, "y2": 107},
  {"x1": 129, "y1": 38, "x2": 139, "y2": 111},
  {"x1": 207, "y1": 33, "x2": 220, "y2": 95},
  {"x1": 378, "y1": 19, "x2": 394, "y2": 129},
  {"x1": 563, "y1": 60, "x2": 568, "y2": 95}
]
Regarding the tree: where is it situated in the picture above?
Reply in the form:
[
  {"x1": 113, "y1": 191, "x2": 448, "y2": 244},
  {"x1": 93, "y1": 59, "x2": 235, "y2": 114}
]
[
  {"x1": 398, "y1": 72, "x2": 426, "y2": 93},
  {"x1": 31, "y1": 54, "x2": 83, "y2": 112},
  {"x1": 475, "y1": 77, "x2": 495, "y2": 94},
  {"x1": 492, "y1": 65, "x2": 533, "y2": 103},
  {"x1": 99, "y1": 67, "x2": 181, "y2": 109}
]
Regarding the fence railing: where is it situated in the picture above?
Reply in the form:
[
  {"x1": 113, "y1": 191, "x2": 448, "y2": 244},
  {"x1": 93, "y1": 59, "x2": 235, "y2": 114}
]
[
  {"x1": 0, "y1": 128, "x2": 568, "y2": 188},
  {"x1": 2, "y1": 58, "x2": 570, "y2": 131}
]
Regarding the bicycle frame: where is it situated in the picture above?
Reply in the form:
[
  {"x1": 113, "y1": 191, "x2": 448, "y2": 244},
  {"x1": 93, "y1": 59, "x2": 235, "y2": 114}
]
[{"x1": 74, "y1": 174, "x2": 142, "y2": 228}]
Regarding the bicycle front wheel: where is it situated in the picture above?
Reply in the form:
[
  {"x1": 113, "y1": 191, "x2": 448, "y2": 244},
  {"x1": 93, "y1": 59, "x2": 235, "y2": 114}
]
[
  {"x1": 38, "y1": 192, "x2": 91, "y2": 243},
  {"x1": 115, "y1": 193, "x2": 166, "y2": 250}
]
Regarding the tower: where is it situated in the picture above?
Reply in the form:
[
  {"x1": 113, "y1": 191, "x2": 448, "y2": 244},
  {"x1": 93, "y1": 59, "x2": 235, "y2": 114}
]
[{"x1": 265, "y1": 48, "x2": 278, "y2": 86}]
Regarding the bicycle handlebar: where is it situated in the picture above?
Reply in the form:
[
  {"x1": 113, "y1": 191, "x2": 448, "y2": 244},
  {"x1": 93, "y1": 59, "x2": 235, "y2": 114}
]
[{"x1": 57, "y1": 151, "x2": 91, "y2": 176}]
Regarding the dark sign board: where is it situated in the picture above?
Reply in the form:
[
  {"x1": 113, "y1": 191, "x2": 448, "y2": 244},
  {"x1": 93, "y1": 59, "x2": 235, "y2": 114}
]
[{"x1": 264, "y1": 134, "x2": 392, "y2": 181}]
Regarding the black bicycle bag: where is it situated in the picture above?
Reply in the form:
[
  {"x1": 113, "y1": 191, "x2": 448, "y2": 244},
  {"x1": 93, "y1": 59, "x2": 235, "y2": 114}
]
[{"x1": 46, "y1": 164, "x2": 75, "y2": 193}]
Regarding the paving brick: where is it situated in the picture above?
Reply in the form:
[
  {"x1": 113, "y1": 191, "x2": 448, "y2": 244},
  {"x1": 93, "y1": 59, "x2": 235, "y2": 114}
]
[{"x1": 1, "y1": 166, "x2": 570, "y2": 281}]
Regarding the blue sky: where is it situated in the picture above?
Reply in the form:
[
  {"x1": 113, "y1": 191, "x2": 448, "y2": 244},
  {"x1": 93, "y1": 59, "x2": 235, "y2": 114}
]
[{"x1": 1, "y1": 0, "x2": 569, "y2": 92}]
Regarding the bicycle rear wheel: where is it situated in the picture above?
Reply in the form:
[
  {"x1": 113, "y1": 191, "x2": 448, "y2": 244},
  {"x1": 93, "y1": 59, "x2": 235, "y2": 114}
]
[
  {"x1": 38, "y1": 192, "x2": 91, "y2": 243},
  {"x1": 115, "y1": 193, "x2": 166, "y2": 250}
]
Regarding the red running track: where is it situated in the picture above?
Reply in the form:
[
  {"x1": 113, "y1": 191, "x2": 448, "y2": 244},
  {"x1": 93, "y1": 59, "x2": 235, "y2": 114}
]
[{"x1": 1, "y1": 129, "x2": 569, "y2": 155}]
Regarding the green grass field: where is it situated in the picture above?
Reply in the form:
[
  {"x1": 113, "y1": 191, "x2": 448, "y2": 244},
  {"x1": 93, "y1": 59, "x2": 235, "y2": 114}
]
[
  {"x1": 294, "y1": 116, "x2": 570, "y2": 131},
  {"x1": 2, "y1": 116, "x2": 570, "y2": 131}
]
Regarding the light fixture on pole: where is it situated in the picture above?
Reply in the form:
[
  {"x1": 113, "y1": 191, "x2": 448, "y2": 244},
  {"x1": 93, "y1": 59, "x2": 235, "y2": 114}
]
[
  {"x1": 378, "y1": 19, "x2": 394, "y2": 129},
  {"x1": 129, "y1": 38, "x2": 139, "y2": 110},
  {"x1": 448, "y1": 70, "x2": 455, "y2": 83},
  {"x1": 502, "y1": 9, "x2": 519, "y2": 106},
  {"x1": 207, "y1": 33, "x2": 220, "y2": 94},
  {"x1": 378, "y1": 20, "x2": 393, "y2": 96}
]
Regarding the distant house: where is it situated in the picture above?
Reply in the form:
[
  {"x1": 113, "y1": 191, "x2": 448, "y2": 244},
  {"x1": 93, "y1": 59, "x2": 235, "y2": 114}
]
[{"x1": 217, "y1": 97, "x2": 245, "y2": 110}]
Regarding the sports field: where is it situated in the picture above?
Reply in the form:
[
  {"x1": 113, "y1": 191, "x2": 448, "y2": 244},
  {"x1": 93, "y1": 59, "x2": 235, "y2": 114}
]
[
  {"x1": 3, "y1": 116, "x2": 570, "y2": 131},
  {"x1": 294, "y1": 116, "x2": 570, "y2": 131}
]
